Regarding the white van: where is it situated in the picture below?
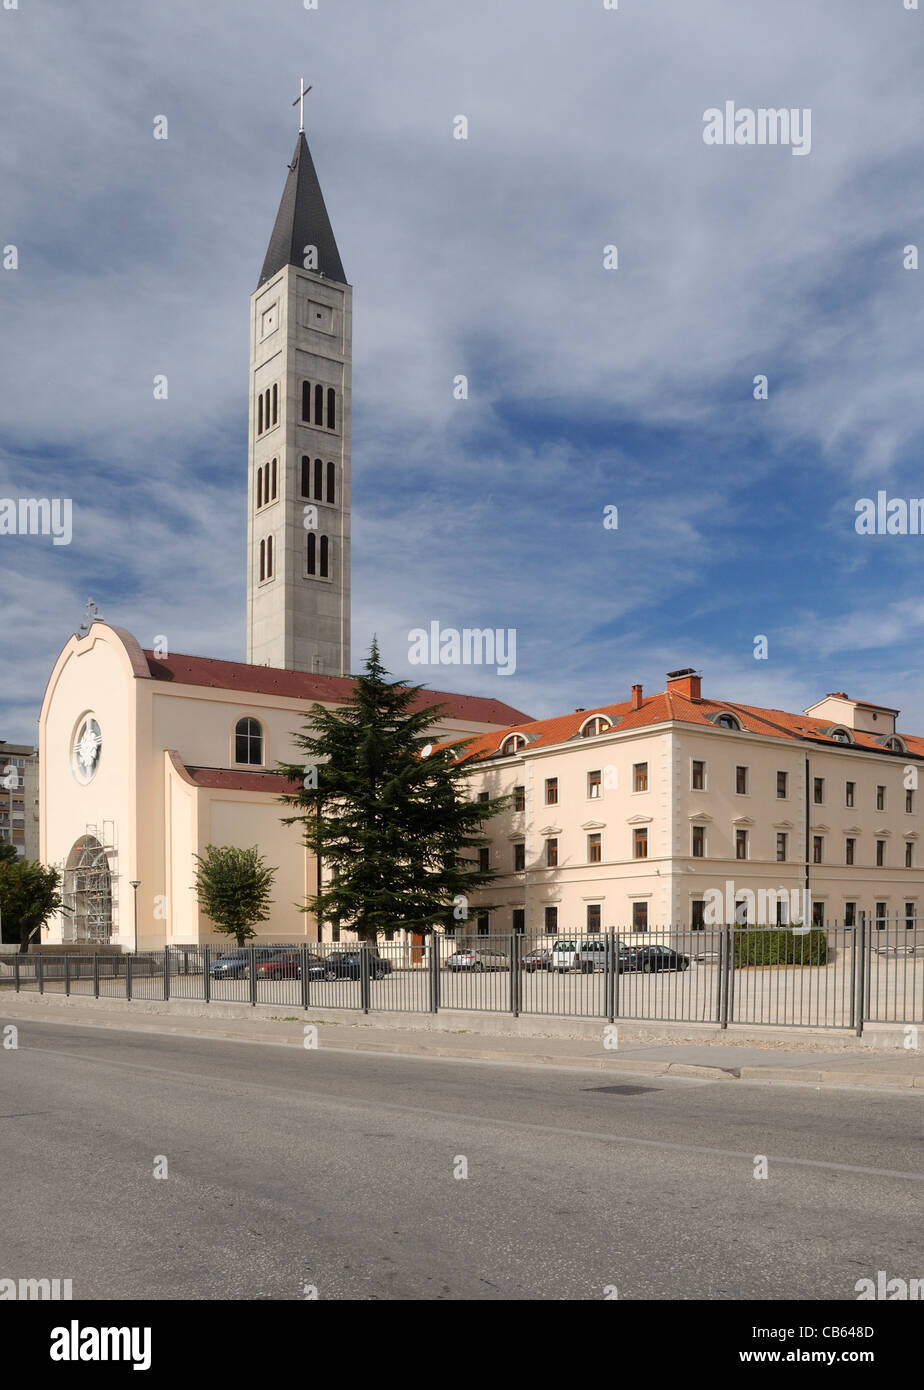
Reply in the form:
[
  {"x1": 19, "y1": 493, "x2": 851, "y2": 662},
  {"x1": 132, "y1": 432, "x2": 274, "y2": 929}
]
[{"x1": 550, "y1": 939, "x2": 608, "y2": 973}]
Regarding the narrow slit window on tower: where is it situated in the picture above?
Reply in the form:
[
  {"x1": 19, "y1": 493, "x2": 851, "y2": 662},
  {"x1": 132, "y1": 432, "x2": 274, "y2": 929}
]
[
  {"x1": 271, "y1": 383, "x2": 278, "y2": 426},
  {"x1": 257, "y1": 393, "x2": 264, "y2": 435},
  {"x1": 264, "y1": 389, "x2": 271, "y2": 431},
  {"x1": 302, "y1": 381, "x2": 311, "y2": 423},
  {"x1": 257, "y1": 469, "x2": 263, "y2": 509},
  {"x1": 320, "y1": 535, "x2": 329, "y2": 578},
  {"x1": 301, "y1": 456, "x2": 310, "y2": 497},
  {"x1": 259, "y1": 539, "x2": 266, "y2": 582},
  {"x1": 270, "y1": 457, "x2": 277, "y2": 500},
  {"x1": 314, "y1": 458, "x2": 323, "y2": 500},
  {"x1": 326, "y1": 388, "x2": 336, "y2": 430},
  {"x1": 306, "y1": 532, "x2": 316, "y2": 575},
  {"x1": 326, "y1": 461, "x2": 335, "y2": 504},
  {"x1": 314, "y1": 383, "x2": 324, "y2": 426},
  {"x1": 266, "y1": 534, "x2": 273, "y2": 579}
]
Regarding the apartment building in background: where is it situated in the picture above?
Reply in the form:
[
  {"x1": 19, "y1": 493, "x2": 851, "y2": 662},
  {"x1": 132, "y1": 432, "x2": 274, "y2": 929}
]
[
  {"x1": 459, "y1": 669, "x2": 924, "y2": 936},
  {"x1": 0, "y1": 741, "x2": 39, "y2": 861}
]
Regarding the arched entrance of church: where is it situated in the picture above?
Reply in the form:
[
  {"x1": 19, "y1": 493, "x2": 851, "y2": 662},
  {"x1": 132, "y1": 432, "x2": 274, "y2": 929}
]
[{"x1": 62, "y1": 835, "x2": 113, "y2": 942}]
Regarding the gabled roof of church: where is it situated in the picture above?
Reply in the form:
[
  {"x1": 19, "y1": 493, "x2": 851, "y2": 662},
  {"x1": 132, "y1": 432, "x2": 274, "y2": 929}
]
[
  {"x1": 258, "y1": 131, "x2": 347, "y2": 288},
  {"x1": 142, "y1": 650, "x2": 533, "y2": 729}
]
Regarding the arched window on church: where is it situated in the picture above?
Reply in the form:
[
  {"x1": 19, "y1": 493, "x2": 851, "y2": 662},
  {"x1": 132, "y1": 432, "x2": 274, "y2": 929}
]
[
  {"x1": 271, "y1": 383, "x2": 278, "y2": 426},
  {"x1": 301, "y1": 456, "x2": 310, "y2": 497},
  {"x1": 259, "y1": 539, "x2": 266, "y2": 582},
  {"x1": 266, "y1": 534, "x2": 273, "y2": 578},
  {"x1": 326, "y1": 462, "x2": 335, "y2": 504},
  {"x1": 302, "y1": 381, "x2": 311, "y2": 423},
  {"x1": 257, "y1": 393, "x2": 264, "y2": 435},
  {"x1": 270, "y1": 457, "x2": 277, "y2": 500},
  {"x1": 314, "y1": 458, "x2": 323, "y2": 500},
  {"x1": 326, "y1": 388, "x2": 336, "y2": 431},
  {"x1": 235, "y1": 717, "x2": 264, "y2": 766},
  {"x1": 315, "y1": 383, "x2": 324, "y2": 426},
  {"x1": 306, "y1": 532, "x2": 316, "y2": 575},
  {"x1": 257, "y1": 469, "x2": 263, "y2": 509},
  {"x1": 320, "y1": 535, "x2": 329, "y2": 578}
]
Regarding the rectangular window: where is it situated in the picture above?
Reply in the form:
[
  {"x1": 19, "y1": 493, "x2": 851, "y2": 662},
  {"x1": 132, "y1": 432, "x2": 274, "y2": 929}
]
[
  {"x1": 690, "y1": 900, "x2": 705, "y2": 931},
  {"x1": 812, "y1": 901, "x2": 825, "y2": 927},
  {"x1": 905, "y1": 902, "x2": 916, "y2": 930},
  {"x1": 546, "y1": 838, "x2": 558, "y2": 868},
  {"x1": 633, "y1": 827, "x2": 648, "y2": 860},
  {"x1": 476, "y1": 913, "x2": 490, "y2": 937},
  {"x1": 776, "y1": 770, "x2": 788, "y2": 799},
  {"x1": 544, "y1": 905, "x2": 558, "y2": 934},
  {"x1": 907, "y1": 790, "x2": 915, "y2": 814},
  {"x1": 512, "y1": 908, "x2": 525, "y2": 935},
  {"x1": 633, "y1": 762, "x2": 648, "y2": 793},
  {"x1": 478, "y1": 848, "x2": 489, "y2": 873},
  {"x1": 876, "y1": 840, "x2": 885, "y2": 867},
  {"x1": 735, "y1": 828, "x2": 748, "y2": 860},
  {"x1": 877, "y1": 785, "x2": 886, "y2": 811},
  {"x1": 736, "y1": 766, "x2": 748, "y2": 795},
  {"x1": 813, "y1": 835, "x2": 823, "y2": 865},
  {"x1": 514, "y1": 842, "x2": 526, "y2": 872},
  {"x1": 844, "y1": 901, "x2": 856, "y2": 927},
  {"x1": 906, "y1": 842, "x2": 914, "y2": 869},
  {"x1": 631, "y1": 902, "x2": 648, "y2": 934},
  {"x1": 775, "y1": 900, "x2": 785, "y2": 926},
  {"x1": 586, "y1": 904, "x2": 602, "y2": 935},
  {"x1": 845, "y1": 781, "x2": 855, "y2": 808},
  {"x1": 545, "y1": 778, "x2": 558, "y2": 806},
  {"x1": 776, "y1": 832, "x2": 787, "y2": 862},
  {"x1": 477, "y1": 791, "x2": 489, "y2": 804},
  {"x1": 588, "y1": 769, "x2": 601, "y2": 799},
  {"x1": 692, "y1": 825, "x2": 705, "y2": 858},
  {"x1": 513, "y1": 785, "x2": 525, "y2": 813},
  {"x1": 813, "y1": 777, "x2": 824, "y2": 805},
  {"x1": 587, "y1": 833, "x2": 601, "y2": 864},
  {"x1": 845, "y1": 838, "x2": 855, "y2": 866},
  {"x1": 875, "y1": 901, "x2": 887, "y2": 930},
  {"x1": 691, "y1": 760, "x2": 705, "y2": 791}
]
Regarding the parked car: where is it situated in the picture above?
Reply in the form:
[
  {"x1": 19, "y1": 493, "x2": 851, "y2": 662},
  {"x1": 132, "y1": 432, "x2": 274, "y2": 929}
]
[
  {"x1": 622, "y1": 945, "x2": 690, "y2": 973},
  {"x1": 550, "y1": 939, "x2": 609, "y2": 973},
  {"x1": 305, "y1": 950, "x2": 393, "y2": 981},
  {"x1": 209, "y1": 947, "x2": 289, "y2": 980},
  {"x1": 255, "y1": 950, "x2": 325, "y2": 979},
  {"x1": 446, "y1": 948, "x2": 510, "y2": 972},
  {"x1": 521, "y1": 947, "x2": 553, "y2": 973}
]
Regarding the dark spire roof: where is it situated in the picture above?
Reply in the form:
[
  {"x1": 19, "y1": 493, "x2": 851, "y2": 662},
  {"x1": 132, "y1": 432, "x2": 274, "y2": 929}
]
[{"x1": 258, "y1": 131, "x2": 346, "y2": 288}]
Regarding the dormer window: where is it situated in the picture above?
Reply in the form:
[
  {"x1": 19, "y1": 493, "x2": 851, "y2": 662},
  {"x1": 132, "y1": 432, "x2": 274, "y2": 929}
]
[
  {"x1": 829, "y1": 727, "x2": 852, "y2": 744},
  {"x1": 885, "y1": 736, "x2": 906, "y2": 753},
  {"x1": 715, "y1": 712, "x2": 741, "y2": 731},
  {"x1": 580, "y1": 715, "x2": 612, "y2": 738},
  {"x1": 500, "y1": 734, "x2": 526, "y2": 756}
]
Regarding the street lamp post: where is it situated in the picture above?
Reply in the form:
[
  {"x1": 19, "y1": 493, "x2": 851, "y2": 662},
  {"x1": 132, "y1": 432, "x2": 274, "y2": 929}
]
[{"x1": 130, "y1": 880, "x2": 140, "y2": 954}]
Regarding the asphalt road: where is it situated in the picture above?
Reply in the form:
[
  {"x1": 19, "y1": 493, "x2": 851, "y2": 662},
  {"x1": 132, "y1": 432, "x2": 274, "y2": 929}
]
[{"x1": 1, "y1": 1018, "x2": 921, "y2": 1300}]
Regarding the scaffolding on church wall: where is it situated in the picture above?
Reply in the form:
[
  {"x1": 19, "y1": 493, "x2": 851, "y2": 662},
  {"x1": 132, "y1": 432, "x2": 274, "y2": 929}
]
[{"x1": 60, "y1": 823, "x2": 118, "y2": 943}]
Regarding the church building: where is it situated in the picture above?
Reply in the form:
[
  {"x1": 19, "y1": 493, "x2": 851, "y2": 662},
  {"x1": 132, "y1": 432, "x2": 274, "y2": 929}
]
[{"x1": 38, "y1": 112, "x2": 532, "y2": 951}]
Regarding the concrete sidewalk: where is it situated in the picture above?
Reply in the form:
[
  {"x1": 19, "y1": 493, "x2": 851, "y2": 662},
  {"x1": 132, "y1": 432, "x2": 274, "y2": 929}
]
[{"x1": 2, "y1": 990, "x2": 923, "y2": 1091}]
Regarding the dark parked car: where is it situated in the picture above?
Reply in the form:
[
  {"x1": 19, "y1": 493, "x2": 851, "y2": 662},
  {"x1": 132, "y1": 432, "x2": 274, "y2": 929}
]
[
  {"x1": 255, "y1": 950, "x2": 325, "y2": 979},
  {"x1": 305, "y1": 950, "x2": 393, "y2": 981},
  {"x1": 622, "y1": 945, "x2": 690, "y2": 973}
]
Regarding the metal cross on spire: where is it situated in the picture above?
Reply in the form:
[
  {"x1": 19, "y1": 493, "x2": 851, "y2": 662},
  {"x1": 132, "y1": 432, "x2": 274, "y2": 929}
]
[{"x1": 292, "y1": 78, "x2": 313, "y2": 134}]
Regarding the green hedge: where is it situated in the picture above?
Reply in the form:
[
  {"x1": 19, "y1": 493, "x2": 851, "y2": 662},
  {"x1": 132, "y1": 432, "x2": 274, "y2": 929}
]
[{"x1": 732, "y1": 927, "x2": 828, "y2": 967}]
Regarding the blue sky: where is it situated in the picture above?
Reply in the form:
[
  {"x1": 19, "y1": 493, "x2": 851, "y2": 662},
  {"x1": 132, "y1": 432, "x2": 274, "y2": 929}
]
[{"x1": 1, "y1": 0, "x2": 923, "y2": 742}]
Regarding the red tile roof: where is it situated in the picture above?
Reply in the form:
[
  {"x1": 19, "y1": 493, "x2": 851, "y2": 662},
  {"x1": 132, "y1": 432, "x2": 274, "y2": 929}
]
[
  {"x1": 451, "y1": 690, "x2": 924, "y2": 762},
  {"x1": 183, "y1": 765, "x2": 301, "y2": 794},
  {"x1": 142, "y1": 650, "x2": 533, "y2": 727}
]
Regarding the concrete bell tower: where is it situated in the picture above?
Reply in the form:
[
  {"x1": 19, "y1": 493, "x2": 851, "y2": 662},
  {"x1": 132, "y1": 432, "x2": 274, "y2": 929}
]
[{"x1": 246, "y1": 113, "x2": 352, "y2": 675}]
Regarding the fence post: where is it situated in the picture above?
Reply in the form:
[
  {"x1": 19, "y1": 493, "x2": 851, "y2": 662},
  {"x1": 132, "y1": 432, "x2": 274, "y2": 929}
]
[
  {"x1": 163, "y1": 947, "x2": 170, "y2": 1002},
  {"x1": 848, "y1": 924, "x2": 857, "y2": 1032},
  {"x1": 510, "y1": 934, "x2": 521, "y2": 1017},
  {"x1": 249, "y1": 946, "x2": 257, "y2": 1007},
  {"x1": 605, "y1": 929, "x2": 616, "y2": 1023},
  {"x1": 718, "y1": 925, "x2": 731, "y2": 1028},
  {"x1": 64, "y1": 953, "x2": 70, "y2": 997},
  {"x1": 126, "y1": 951, "x2": 133, "y2": 1002},
  {"x1": 429, "y1": 934, "x2": 440, "y2": 1014},
  {"x1": 203, "y1": 946, "x2": 211, "y2": 1004},
  {"x1": 856, "y1": 913, "x2": 867, "y2": 1038},
  {"x1": 37, "y1": 954, "x2": 44, "y2": 995},
  {"x1": 360, "y1": 942, "x2": 371, "y2": 1014},
  {"x1": 93, "y1": 951, "x2": 100, "y2": 999},
  {"x1": 13, "y1": 953, "x2": 19, "y2": 994},
  {"x1": 300, "y1": 944, "x2": 309, "y2": 1011}
]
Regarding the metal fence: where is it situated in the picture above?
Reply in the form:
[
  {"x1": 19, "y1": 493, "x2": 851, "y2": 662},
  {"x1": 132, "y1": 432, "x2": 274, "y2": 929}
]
[{"x1": 2, "y1": 921, "x2": 922, "y2": 1033}]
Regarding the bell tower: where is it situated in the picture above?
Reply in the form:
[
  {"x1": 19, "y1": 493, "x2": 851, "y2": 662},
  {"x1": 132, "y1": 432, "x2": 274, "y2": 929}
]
[{"x1": 247, "y1": 102, "x2": 351, "y2": 675}]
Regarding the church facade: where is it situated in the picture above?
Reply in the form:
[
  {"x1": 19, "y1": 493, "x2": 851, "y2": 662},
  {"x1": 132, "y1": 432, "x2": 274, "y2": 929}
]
[{"x1": 37, "y1": 116, "x2": 532, "y2": 951}]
